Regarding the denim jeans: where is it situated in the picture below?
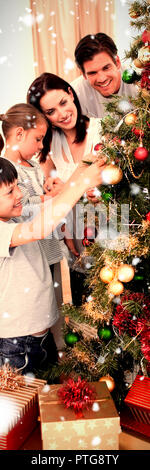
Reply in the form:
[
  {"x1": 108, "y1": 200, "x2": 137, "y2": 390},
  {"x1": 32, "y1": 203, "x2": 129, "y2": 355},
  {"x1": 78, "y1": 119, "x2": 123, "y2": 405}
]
[{"x1": 0, "y1": 330, "x2": 58, "y2": 375}]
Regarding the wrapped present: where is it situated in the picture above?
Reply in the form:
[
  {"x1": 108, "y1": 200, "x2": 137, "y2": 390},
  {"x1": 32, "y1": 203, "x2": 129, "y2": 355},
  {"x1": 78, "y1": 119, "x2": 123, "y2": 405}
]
[
  {"x1": 39, "y1": 380, "x2": 120, "y2": 450},
  {"x1": 121, "y1": 375, "x2": 150, "y2": 438},
  {"x1": 0, "y1": 365, "x2": 46, "y2": 450}
]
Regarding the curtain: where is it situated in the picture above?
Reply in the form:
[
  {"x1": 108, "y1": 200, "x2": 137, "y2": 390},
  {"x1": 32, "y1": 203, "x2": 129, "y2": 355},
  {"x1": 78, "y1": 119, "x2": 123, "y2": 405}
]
[{"x1": 30, "y1": 0, "x2": 115, "y2": 82}]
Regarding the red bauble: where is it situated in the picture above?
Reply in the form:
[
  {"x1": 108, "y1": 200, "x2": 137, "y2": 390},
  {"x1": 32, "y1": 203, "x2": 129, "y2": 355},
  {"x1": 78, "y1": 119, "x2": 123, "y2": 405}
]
[
  {"x1": 146, "y1": 211, "x2": 150, "y2": 222},
  {"x1": 132, "y1": 127, "x2": 144, "y2": 138},
  {"x1": 134, "y1": 146, "x2": 149, "y2": 161},
  {"x1": 84, "y1": 225, "x2": 97, "y2": 239},
  {"x1": 141, "y1": 30, "x2": 150, "y2": 44},
  {"x1": 94, "y1": 143, "x2": 103, "y2": 151}
]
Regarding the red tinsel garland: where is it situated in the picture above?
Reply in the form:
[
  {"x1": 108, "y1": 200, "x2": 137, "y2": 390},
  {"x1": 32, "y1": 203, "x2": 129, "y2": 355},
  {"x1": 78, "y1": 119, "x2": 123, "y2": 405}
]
[
  {"x1": 141, "y1": 66, "x2": 150, "y2": 90},
  {"x1": 57, "y1": 377, "x2": 96, "y2": 415},
  {"x1": 113, "y1": 292, "x2": 150, "y2": 362}
]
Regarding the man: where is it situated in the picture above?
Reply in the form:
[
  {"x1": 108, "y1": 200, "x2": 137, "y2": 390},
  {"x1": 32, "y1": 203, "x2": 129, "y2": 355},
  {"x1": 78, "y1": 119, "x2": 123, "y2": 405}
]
[{"x1": 71, "y1": 33, "x2": 138, "y2": 118}]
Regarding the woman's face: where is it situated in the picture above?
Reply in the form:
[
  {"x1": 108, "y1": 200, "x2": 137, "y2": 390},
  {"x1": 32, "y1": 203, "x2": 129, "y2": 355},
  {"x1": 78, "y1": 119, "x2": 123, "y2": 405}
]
[{"x1": 39, "y1": 88, "x2": 78, "y2": 133}]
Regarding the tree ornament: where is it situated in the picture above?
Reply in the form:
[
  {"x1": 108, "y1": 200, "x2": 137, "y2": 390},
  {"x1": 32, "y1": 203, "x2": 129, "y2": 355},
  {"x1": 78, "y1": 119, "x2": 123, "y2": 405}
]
[
  {"x1": 101, "y1": 191, "x2": 113, "y2": 201},
  {"x1": 132, "y1": 127, "x2": 144, "y2": 138},
  {"x1": 129, "y1": 6, "x2": 142, "y2": 18},
  {"x1": 117, "y1": 99, "x2": 133, "y2": 114},
  {"x1": 100, "y1": 266, "x2": 115, "y2": 283},
  {"x1": 99, "y1": 375, "x2": 115, "y2": 392},
  {"x1": 108, "y1": 280, "x2": 124, "y2": 296},
  {"x1": 141, "y1": 30, "x2": 150, "y2": 44},
  {"x1": 98, "y1": 324, "x2": 113, "y2": 342},
  {"x1": 138, "y1": 45, "x2": 150, "y2": 65},
  {"x1": 65, "y1": 331, "x2": 80, "y2": 346},
  {"x1": 94, "y1": 143, "x2": 103, "y2": 152},
  {"x1": 117, "y1": 264, "x2": 135, "y2": 283},
  {"x1": 133, "y1": 58, "x2": 143, "y2": 69},
  {"x1": 134, "y1": 146, "x2": 149, "y2": 161},
  {"x1": 122, "y1": 68, "x2": 139, "y2": 84},
  {"x1": 84, "y1": 225, "x2": 97, "y2": 239},
  {"x1": 134, "y1": 274, "x2": 144, "y2": 280},
  {"x1": 101, "y1": 164, "x2": 123, "y2": 185},
  {"x1": 124, "y1": 113, "x2": 137, "y2": 126},
  {"x1": 146, "y1": 211, "x2": 150, "y2": 221}
]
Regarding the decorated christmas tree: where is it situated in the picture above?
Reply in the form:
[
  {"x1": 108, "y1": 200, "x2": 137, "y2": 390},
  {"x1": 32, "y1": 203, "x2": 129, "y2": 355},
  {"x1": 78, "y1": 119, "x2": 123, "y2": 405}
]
[{"x1": 39, "y1": 0, "x2": 150, "y2": 410}]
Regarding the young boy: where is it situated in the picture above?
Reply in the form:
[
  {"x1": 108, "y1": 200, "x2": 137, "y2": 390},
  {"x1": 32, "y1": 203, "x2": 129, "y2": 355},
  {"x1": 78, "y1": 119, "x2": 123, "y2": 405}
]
[
  {"x1": 0, "y1": 156, "x2": 106, "y2": 374},
  {"x1": 0, "y1": 158, "x2": 58, "y2": 374}
]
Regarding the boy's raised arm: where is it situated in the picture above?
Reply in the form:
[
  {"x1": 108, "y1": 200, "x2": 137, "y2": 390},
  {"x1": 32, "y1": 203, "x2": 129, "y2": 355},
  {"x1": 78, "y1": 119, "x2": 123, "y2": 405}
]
[{"x1": 10, "y1": 157, "x2": 106, "y2": 247}]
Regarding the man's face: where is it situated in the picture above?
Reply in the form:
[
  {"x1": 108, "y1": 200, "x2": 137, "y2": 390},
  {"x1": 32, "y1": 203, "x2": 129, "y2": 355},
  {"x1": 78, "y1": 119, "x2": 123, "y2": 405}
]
[{"x1": 83, "y1": 51, "x2": 121, "y2": 97}]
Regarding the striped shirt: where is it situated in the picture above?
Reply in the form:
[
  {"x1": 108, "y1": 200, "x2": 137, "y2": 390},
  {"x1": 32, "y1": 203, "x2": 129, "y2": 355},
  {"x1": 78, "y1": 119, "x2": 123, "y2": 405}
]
[{"x1": 9, "y1": 159, "x2": 62, "y2": 265}]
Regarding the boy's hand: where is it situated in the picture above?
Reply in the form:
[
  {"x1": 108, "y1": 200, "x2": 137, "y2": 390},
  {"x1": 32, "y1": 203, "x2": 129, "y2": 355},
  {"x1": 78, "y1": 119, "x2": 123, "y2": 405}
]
[{"x1": 44, "y1": 177, "x2": 64, "y2": 197}]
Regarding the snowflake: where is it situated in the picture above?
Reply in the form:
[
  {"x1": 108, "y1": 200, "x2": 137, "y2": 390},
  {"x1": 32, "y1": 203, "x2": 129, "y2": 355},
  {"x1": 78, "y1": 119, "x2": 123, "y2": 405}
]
[
  {"x1": 91, "y1": 435, "x2": 101, "y2": 447},
  {"x1": 2, "y1": 312, "x2": 10, "y2": 319},
  {"x1": 92, "y1": 402, "x2": 100, "y2": 412},
  {"x1": 64, "y1": 58, "x2": 75, "y2": 75}
]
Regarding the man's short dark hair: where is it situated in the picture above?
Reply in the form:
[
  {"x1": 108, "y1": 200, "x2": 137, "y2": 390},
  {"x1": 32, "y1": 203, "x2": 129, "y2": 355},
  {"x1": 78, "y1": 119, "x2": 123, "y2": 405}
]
[{"x1": 74, "y1": 33, "x2": 118, "y2": 73}]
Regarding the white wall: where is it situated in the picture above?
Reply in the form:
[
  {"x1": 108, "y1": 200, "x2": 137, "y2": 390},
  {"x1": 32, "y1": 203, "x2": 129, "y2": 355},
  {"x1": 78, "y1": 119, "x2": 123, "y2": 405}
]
[
  {"x1": 115, "y1": 0, "x2": 136, "y2": 63},
  {"x1": 0, "y1": 0, "x2": 133, "y2": 112},
  {"x1": 0, "y1": 0, "x2": 35, "y2": 111}
]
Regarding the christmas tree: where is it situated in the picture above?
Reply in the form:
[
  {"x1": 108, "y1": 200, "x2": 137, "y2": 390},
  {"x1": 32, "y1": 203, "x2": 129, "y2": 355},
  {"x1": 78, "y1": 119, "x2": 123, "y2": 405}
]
[{"x1": 40, "y1": 0, "x2": 150, "y2": 409}]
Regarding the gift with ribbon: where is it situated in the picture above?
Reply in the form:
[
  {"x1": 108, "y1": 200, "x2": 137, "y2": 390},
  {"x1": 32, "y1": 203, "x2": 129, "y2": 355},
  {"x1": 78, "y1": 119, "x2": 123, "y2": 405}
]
[{"x1": 38, "y1": 378, "x2": 120, "y2": 450}]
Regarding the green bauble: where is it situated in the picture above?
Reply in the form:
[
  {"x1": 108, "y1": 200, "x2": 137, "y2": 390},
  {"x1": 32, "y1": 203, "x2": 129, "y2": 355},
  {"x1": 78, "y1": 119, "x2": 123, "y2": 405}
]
[
  {"x1": 65, "y1": 331, "x2": 80, "y2": 346},
  {"x1": 134, "y1": 275, "x2": 144, "y2": 281},
  {"x1": 98, "y1": 325, "x2": 113, "y2": 342},
  {"x1": 122, "y1": 69, "x2": 136, "y2": 84},
  {"x1": 102, "y1": 191, "x2": 113, "y2": 201}
]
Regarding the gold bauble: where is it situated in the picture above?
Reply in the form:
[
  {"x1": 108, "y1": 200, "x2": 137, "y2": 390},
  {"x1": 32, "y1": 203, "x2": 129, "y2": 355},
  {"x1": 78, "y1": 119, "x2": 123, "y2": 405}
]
[
  {"x1": 100, "y1": 266, "x2": 115, "y2": 283},
  {"x1": 133, "y1": 58, "x2": 143, "y2": 69},
  {"x1": 101, "y1": 164, "x2": 123, "y2": 185},
  {"x1": 124, "y1": 113, "x2": 137, "y2": 126},
  {"x1": 108, "y1": 280, "x2": 124, "y2": 296},
  {"x1": 141, "y1": 88, "x2": 150, "y2": 100},
  {"x1": 138, "y1": 46, "x2": 150, "y2": 65},
  {"x1": 117, "y1": 264, "x2": 135, "y2": 283},
  {"x1": 99, "y1": 375, "x2": 115, "y2": 392}
]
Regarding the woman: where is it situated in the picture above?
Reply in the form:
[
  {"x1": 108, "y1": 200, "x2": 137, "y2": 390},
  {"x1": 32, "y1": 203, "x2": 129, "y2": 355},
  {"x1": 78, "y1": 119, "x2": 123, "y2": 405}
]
[{"x1": 27, "y1": 73, "x2": 102, "y2": 304}]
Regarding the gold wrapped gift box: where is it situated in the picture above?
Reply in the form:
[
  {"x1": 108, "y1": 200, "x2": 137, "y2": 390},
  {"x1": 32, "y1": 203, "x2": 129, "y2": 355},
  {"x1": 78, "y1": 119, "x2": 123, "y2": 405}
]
[{"x1": 39, "y1": 381, "x2": 120, "y2": 450}]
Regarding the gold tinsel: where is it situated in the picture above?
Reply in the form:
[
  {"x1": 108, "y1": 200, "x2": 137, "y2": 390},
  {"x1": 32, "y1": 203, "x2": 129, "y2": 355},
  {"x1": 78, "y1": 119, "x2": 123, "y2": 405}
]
[
  {"x1": 84, "y1": 300, "x2": 112, "y2": 323},
  {"x1": 67, "y1": 345, "x2": 96, "y2": 371},
  {"x1": 0, "y1": 364, "x2": 22, "y2": 390}
]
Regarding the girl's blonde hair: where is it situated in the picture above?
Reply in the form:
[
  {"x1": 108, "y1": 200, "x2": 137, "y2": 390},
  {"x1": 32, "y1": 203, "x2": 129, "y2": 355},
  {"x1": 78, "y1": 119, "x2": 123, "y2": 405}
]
[{"x1": 0, "y1": 102, "x2": 47, "y2": 154}]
